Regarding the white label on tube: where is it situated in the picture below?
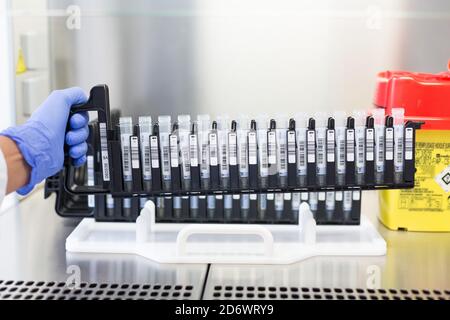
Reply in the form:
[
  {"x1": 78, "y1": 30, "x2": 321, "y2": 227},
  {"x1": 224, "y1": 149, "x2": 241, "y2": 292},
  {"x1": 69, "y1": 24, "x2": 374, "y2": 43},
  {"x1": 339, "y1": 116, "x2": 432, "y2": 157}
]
[
  {"x1": 326, "y1": 129, "x2": 335, "y2": 163},
  {"x1": 140, "y1": 133, "x2": 151, "y2": 179},
  {"x1": 287, "y1": 131, "x2": 296, "y2": 164},
  {"x1": 267, "y1": 131, "x2": 277, "y2": 165},
  {"x1": 99, "y1": 122, "x2": 110, "y2": 181},
  {"x1": 405, "y1": 128, "x2": 413, "y2": 160},
  {"x1": 346, "y1": 129, "x2": 355, "y2": 162},
  {"x1": 169, "y1": 134, "x2": 179, "y2": 167},
  {"x1": 297, "y1": 130, "x2": 307, "y2": 174},
  {"x1": 336, "y1": 127, "x2": 346, "y2": 174},
  {"x1": 375, "y1": 125, "x2": 385, "y2": 171},
  {"x1": 160, "y1": 133, "x2": 171, "y2": 179},
  {"x1": 385, "y1": 128, "x2": 394, "y2": 161},
  {"x1": 257, "y1": 130, "x2": 268, "y2": 176},
  {"x1": 366, "y1": 128, "x2": 374, "y2": 161},
  {"x1": 248, "y1": 131, "x2": 258, "y2": 165},
  {"x1": 120, "y1": 132, "x2": 132, "y2": 180},
  {"x1": 335, "y1": 191, "x2": 343, "y2": 201},
  {"x1": 352, "y1": 190, "x2": 361, "y2": 201},
  {"x1": 316, "y1": 127, "x2": 326, "y2": 174},
  {"x1": 150, "y1": 136, "x2": 160, "y2": 168},
  {"x1": 238, "y1": 129, "x2": 249, "y2": 176},
  {"x1": 276, "y1": 129, "x2": 287, "y2": 175},
  {"x1": 130, "y1": 136, "x2": 140, "y2": 169},
  {"x1": 307, "y1": 130, "x2": 316, "y2": 163},
  {"x1": 180, "y1": 133, "x2": 191, "y2": 179},
  {"x1": 218, "y1": 130, "x2": 229, "y2": 177},
  {"x1": 189, "y1": 134, "x2": 199, "y2": 167},
  {"x1": 355, "y1": 126, "x2": 365, "y2": 173},
  {"x1": 209, "y1": 132, "x2": 218, "y2": 166},
  {"x1": 228, "y1": 132, "x2": 238, "y2": 166},
  {"x1": 199, "y1": 132, "x2": 210, "y2": 178},
  {"x1": 87, "y1": 155, "x2": 95, "y2": 208},
  {"x1": 394, "y1": 125, "x2": 404, "y2": 172}
]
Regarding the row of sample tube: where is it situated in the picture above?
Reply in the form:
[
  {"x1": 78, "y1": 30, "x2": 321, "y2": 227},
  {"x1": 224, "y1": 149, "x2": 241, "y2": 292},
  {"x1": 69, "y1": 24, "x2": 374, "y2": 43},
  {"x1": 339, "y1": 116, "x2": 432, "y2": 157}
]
[
  {"x1": 106, "y1": 108, "x2": 410, "y2": 195},
  {"x1": 90, "y1": 191, "x2": 361, "y2": 225}
]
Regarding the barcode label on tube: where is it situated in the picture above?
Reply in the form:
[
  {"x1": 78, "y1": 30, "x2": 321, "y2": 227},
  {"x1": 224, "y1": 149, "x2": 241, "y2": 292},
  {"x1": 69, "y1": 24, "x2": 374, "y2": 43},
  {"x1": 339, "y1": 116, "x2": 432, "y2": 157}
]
[
  {"x1": 356, "y1": 131, "x2": 365, "y2": 167},
  {"x1": 307, "y1": 130, "x2": 315, "y2": 163},
  {"x1": 229, "y1": 132, "x2": 238, "y2": 166},
  {"x1": 180, "y1": 134, "x2": 191, "y2": 178},
  {"x1": 209, "y1": 133, "x2": 218, "y2": 166},
  {"x1": 346, "y1": 129, "x2": 355, "y2": 162},
  {"x1": 99, "y1": 123, "x2": 110, "y2": 181},
  {"x1": 130, "y1": 136, "x2": 140, "y2": 169},
  {"x1": 268, "y1": 131, "x2": 277, "y2": 164},
  {"x1": 169, "y1": 134, "x2": 179, "y2": 167},
  {"x1": 189, "y1": 134, "x2": 199, "y2": 167},
  {"x1": 248, "y1": 132, "x2": 257, "y2": 165},
  {"x1": 287, "y1": 131, "x2": 296, "y2": 164},
  {"x1": 298, "y1": 139, "x2": 306, "y2": 168},
  {"x1": 150, "y1": 136, "x2": 160, "y2": 168},
  {"x1": 405, "y1": 128, "x2": 413, "y2": 160},
  {"x1": 317, "y1": 134, "x2": 325, "y2": 165},
  {"x1": 141, "y1": 136, "x2": 151, "y2": 178},
  {"x1": 366, "y1": 129, "x2": 374, "y2": 161},
  {"x1": 326, "y1": 130, "x2": 335, "y2": 162},
  {"x1": 385, "y1": 128, "x2": 394, "y2": 160}
]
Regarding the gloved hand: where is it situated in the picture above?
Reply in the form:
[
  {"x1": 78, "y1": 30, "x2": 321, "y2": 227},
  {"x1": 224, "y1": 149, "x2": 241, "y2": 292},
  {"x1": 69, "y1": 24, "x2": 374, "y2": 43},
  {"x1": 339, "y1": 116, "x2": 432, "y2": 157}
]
[{"x1": 0, "y1": 87, "x2": 89, "y2": 195}]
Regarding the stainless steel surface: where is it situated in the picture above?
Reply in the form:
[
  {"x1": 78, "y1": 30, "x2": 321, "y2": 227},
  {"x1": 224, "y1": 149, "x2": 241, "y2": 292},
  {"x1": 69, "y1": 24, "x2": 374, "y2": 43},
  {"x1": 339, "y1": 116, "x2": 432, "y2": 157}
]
[
  {"x1": 0, "y1": 190, "x2": 207, "y2": 299},
  {"x1": 1, "y1": 190, "x2": 450, "y2": 300},
  {"x1": 203, "y1": 191, "x2": 450, "y2": 298}
]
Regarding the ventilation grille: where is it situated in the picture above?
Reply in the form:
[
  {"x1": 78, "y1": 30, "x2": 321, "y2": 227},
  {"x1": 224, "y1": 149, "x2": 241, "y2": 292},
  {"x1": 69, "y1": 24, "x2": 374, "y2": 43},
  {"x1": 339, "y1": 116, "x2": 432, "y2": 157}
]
[
  {"x1": 208, "y1": 285, "x2": 450, "y2": 300},
  {"x1": 0, "y1": 280, "x2": 195, "y2": 300}
]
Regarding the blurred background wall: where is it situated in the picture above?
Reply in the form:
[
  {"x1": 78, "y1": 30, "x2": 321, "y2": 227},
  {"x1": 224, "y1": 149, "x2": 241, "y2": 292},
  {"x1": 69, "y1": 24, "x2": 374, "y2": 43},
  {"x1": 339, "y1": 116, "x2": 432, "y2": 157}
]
[{"x1": 10, "y1": 0, "x2": 450, "y2": 122}]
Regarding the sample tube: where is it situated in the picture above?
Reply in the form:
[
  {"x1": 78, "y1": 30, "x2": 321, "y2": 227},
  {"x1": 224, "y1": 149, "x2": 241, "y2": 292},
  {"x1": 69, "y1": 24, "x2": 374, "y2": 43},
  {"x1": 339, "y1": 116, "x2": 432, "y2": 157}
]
[
  {"x1": 294, "y1": 112, "x2": 308, "y2": 186},
  {"x1": 315, "y1": 112, "x2": 327, "y2": 186},
  {"x1": 334, "y1": 111, "x2": 346, "y2": 185},
  {"x1": 392, "y1": 108, "x2": 405, "y2": 183},
  {"x1": 87, "y1": 155, "x2": 95, "y2": 208},
  {"x1": 267, "y1": 119, "x2": 278, "y2": 187},
  {"x1": 353, "y1": 110, "x2": 366, "y2": 184},
  {"x1": 119, "y1": 117, "x2": 133, "y2": 217},
  {"x1": 237, "y1": 115, "x2": 250, "y2": 188},
  {"x1": 178, "y1": 115, "x2": 192, "y2": 190},
  {"x1": 276, "y1": 114, "x2": 288, "y2": 187},
  {"x1": 217, "y1": 115, "x2": 230, "y2": 188},
  {"x1": 138, "y1": 116, "x2": 152, "y2": 191},
  {"x1": 158, "y1": 115, "x2": 172, "y2": 190},
  {"x1": 197, "y1": 114, "x2": 211, "y2": 189},
  {"x1": 119, "y1": 117, "x2": 133, "y2": 191},
  {"x1": 256, "y1": 115, "x2": 269, "y2": 188},
  {"x1": 373, "y1": 108, "x2": 385, "y2": 183}
]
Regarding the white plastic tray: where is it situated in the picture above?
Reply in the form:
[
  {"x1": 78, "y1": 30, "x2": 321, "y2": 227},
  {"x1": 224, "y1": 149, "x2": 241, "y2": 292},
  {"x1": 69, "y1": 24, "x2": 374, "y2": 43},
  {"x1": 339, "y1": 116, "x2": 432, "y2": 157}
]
[{"x1": 66, "y1": 202, "x2": 386, "y2": 264}]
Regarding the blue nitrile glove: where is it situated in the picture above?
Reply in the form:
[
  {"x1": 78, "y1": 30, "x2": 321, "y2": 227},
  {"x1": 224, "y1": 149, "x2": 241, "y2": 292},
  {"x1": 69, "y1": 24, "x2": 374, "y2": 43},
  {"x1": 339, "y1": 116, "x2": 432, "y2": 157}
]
[{"x1": 0, "y1": 87, "x2": 89, "y2": 195}]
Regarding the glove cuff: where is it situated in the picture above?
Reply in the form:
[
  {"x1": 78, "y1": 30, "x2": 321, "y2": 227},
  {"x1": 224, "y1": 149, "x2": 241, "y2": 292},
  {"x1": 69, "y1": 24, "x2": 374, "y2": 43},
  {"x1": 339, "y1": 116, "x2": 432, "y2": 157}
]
[{"x1": 0, "y1": 122, "x2": 54, "y2": 195}]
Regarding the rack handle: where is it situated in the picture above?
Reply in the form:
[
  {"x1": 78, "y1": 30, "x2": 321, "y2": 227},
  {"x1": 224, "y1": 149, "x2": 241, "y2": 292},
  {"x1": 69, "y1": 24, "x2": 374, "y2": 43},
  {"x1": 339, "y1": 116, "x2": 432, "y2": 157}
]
[{"x1": 176, "y1": 224, "x2": 274, "y2": 257}]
